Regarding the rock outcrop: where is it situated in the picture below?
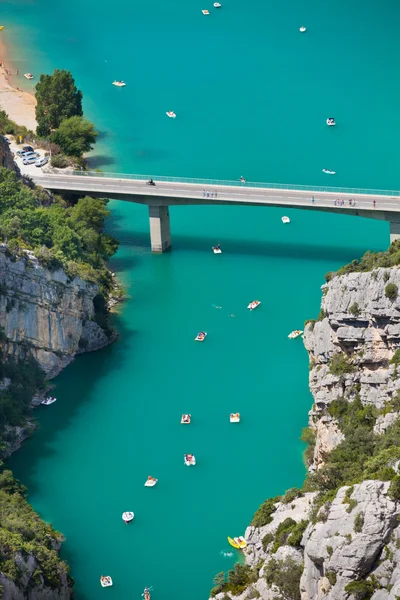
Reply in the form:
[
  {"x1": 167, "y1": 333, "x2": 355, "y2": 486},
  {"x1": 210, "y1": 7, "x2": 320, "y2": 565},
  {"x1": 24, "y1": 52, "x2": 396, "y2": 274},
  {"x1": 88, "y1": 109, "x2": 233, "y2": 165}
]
[
  {"x1": 0, "y1": 246, "x2": 113, "y2": 378},
  {"x1": 210, "y1": 266, "x2": 400, "y2": 600},
  {"x1": 0, "y1": 553, "x2": 71, "y2": 600}
]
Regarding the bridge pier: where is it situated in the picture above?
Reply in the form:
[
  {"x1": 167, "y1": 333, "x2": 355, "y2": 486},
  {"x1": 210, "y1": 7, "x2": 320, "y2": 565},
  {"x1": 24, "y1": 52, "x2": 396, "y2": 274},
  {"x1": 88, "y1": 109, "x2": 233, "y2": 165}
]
[
  {"x1": 149, "y1": 205, "x2": 171, "y2": 252},
  {"x1": 390, "y1": 221, "x2": 400, "y2": 245}
]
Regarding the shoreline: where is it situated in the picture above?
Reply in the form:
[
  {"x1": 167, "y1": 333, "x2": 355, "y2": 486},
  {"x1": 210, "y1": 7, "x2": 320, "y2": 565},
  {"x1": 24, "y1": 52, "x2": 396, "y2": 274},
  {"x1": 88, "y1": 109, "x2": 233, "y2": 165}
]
[{"x1": 0, "y1": 31, "x2": 37, "y2": 131}]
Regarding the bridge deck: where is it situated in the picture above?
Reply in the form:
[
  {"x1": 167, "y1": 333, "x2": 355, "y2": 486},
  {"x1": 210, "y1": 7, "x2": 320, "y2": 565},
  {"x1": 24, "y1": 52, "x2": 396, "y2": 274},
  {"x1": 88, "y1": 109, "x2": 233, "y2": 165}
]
[{"x1": 32, "y1": 171, "x2": 400, "y2": 214}]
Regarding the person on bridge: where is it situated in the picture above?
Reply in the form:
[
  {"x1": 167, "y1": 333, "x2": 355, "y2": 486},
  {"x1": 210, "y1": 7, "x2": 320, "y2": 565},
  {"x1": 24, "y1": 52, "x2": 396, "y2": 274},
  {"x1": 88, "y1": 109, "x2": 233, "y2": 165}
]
[
  {"x1": 240, "y1": 176, "x2": 246, "y2": 183},
  {"x1": 373, "y1": 200, "x2": 376, "y2": 208}
]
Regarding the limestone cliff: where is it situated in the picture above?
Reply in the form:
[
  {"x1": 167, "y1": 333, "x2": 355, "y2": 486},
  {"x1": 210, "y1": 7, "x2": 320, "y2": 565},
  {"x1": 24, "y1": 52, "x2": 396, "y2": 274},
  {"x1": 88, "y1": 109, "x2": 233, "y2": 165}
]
[
  {"x1": 210, "y1": 266, "x2": 400, "y2": 600},
  {"x1": 0, "y1": 246, "x2": 112, "y2": 378}
]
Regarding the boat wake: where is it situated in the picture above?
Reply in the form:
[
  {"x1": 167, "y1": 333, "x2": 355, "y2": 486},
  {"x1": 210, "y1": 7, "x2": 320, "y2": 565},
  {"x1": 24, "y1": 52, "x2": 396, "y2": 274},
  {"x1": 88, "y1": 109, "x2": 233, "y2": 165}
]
[{"x1": 220, "y1": 550, "x2": 234, "y2": 558}]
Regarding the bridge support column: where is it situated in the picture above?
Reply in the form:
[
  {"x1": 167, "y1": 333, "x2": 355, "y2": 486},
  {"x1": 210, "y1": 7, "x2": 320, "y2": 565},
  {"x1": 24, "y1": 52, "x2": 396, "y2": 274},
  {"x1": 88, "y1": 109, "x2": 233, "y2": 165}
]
[
  {"x1": 390, "y1": 221, "x2": 400, "y2": 245},
  {"x1": 149, "y1": 205, "x2": 171, "y2": 253}
]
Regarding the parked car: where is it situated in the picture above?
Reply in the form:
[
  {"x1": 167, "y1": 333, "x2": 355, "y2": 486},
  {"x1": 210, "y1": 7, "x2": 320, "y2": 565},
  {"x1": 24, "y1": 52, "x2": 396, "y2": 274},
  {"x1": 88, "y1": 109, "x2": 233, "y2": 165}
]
[
  {"x1": 23, "y1": 154, "x2": 40, "y2": 165},
  {"x1": 35, "y1": 156, "x2": 49, "y2": 168},
  {"x1": 16, "y1": 146, "x2": 35, "y2": 157}
]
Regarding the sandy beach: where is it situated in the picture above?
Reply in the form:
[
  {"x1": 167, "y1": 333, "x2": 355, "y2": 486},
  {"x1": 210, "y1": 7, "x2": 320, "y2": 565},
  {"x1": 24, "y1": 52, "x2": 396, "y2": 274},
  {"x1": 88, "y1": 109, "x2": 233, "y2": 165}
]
[
  {"x1": 0, "y1": 66, "x2": 37, "y2": 131},
  {"x1": 0, "y1": 30, "x2": 37, "y2": 132}
]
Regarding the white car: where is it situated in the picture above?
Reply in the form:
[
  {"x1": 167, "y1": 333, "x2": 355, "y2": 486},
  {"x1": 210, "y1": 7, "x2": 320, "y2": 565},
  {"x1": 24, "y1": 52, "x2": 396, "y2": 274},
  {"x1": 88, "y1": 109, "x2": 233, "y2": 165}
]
[
  {"x1": 36, "y1": 157, "x2": 49, "y2": 168},
  {"x1": 23, "y1": 154, "x2": 40, "y2": 165}
]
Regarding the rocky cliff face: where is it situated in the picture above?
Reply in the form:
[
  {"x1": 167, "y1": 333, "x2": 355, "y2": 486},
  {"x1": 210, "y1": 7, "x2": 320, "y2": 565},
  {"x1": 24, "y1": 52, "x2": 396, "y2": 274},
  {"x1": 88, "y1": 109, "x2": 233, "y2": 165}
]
[
  {"x1": 0, "y1": 138, "x2": 19, "y2": 172},
  {"x1": 0, "y1": 247, "x2": 112, "y2": 378},
  {"x1": 211, "y1": 267, "x2": 400, "y2": 600},
  {"x1": 0, "y1": 551, "x2": 71, "y2": 600}
]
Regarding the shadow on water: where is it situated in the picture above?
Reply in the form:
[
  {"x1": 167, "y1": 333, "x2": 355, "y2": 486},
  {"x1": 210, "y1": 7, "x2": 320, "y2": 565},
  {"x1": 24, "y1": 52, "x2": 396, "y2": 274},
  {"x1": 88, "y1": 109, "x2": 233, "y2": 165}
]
[
  {"x1": 86, "y1": 154, "x2": 117, "y2": 169},
  {"x1": 7, "y1": 312, "x2": 134, "y2": 497},
  {"x1": 110, "y1": 227, "x2": 375, "y2": 263}
]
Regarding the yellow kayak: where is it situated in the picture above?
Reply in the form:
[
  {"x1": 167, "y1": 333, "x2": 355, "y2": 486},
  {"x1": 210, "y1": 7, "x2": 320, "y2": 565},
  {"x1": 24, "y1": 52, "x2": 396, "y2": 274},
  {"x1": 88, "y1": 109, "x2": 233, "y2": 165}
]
[
  {"x1": 228, "y1": 537, "x2": 240, "y2": 549},
  {"x1": 235, "y1": 536, "x2": 247, "y2": 549},
  {"x1": 0, "y1": 27, "x2": 4, "y2": 31}
]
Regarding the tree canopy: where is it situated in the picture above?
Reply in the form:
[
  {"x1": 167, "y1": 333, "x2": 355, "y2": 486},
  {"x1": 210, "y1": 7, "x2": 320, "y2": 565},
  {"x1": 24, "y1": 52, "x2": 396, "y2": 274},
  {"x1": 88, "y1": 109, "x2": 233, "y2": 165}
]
[
  {"x1": 0, "y1": 168, "x2": 118, "y2": 286},
  {"x1": 50, "y1": 116, "x2": 97, "y2": 157},
  {"x1": 35, "y1": 69, "x2": 83, "y2": 136}
]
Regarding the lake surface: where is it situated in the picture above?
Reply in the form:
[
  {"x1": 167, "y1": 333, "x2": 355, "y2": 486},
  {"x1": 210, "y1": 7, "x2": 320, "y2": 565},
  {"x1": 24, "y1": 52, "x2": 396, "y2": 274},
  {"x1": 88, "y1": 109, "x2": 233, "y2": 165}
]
[{"x1": 4, "y1": 0, "x2": 396, "y2": 598}]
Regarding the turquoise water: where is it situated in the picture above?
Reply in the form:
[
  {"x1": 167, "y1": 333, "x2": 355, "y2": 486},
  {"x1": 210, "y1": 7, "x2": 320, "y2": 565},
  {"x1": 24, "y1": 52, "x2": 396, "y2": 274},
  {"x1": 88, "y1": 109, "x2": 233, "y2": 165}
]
[{"x1": 4, "y1": 0, "x2": 396, "y2": 599}]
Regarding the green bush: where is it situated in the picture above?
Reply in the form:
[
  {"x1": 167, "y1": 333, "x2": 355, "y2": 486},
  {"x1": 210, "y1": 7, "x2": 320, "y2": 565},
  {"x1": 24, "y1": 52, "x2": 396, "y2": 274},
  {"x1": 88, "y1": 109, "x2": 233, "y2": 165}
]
[
  {"x1": 0, "y1": 110, "x2": 33, "y2": 139},
  {"x1": 328, "y1": 353, "x2": 355, "y2": 377},
  {"x1": 344, "y1": 580, "x2": 375, "y2": 600},
  {"x1": 287, "y1": 520, "x2": 309, "y2": 547},
  {"x1": 251, "y1": 498, "x2": 280, "y2": 528},
  {"x1": 217, "y1": 564, "x2": 258, "y2": 596},
  {"x1": 390, "y1": 350, "x2": 400, "y2": 365},
  {"x1": 262, "y1": 532, "x2": 273, "y2": 551},
  {"x1": 385, "y1": 283, "x2": 398, "y2": 300},
  {"x1": 50, "y1": 154, "x2": 69, "y2": 169},
  {"x1": 271, "y1": 518, "x2": 297, "y2": 553},
  {"x1": 325, "y1": 570, "x2": 337, "y2": 586},
  {"x1": 349, "y1": 302, "x2": 361, "y2": 317},
  {"x1": 264, "y1": 557, "x2": 302, "y2": 600},
  {"x1": 388, "y1": 475, "x2": 400, "y2": 500},
  {"x1": 300, "y1": 427, "x2": 316, "y2": 467},
  {"x1": 282, "y1": 488, "x2": 303, "y2": 504}
]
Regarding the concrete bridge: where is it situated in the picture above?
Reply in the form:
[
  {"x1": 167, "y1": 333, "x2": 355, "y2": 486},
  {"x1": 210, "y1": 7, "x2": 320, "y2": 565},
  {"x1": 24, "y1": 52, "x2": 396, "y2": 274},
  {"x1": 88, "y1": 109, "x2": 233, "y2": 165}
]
[{"x1": 32, "y1": 170, "x2": 400, "y2": 252}]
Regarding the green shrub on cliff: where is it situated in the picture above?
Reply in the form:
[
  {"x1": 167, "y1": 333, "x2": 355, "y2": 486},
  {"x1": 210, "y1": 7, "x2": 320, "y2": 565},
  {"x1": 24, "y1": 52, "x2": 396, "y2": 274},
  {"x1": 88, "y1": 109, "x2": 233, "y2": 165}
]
[
  {"x1": 0, "y1": 168, "x2": 118, "y2": 294},
  {"x1": 344, "y1": 580, "x2": 375, "y2": 600},
  {"x1": 0, "y1": 469, "x2": 72, "y2": 590},
  {"x1": 385, "y1": 283, "x2": 398, "y2": 300},
  {"x1": 264, "y1": 557, "x2": 302, "y2": 600},
  {"x1": 326, "y1": 241, "x2": 400, "y2": 280},
  {"x1": 251, "y1": 497, "x2": 280, "y2": 527},
  {"x1": 0, "y1": 354, "x2": 45, "y2": 445},
  {"x1": 328, "y1": 353, "x2": 355, "y2": 377},
  {"x1": 0, "y1": 110, "x2": 33, "y2": 139}
]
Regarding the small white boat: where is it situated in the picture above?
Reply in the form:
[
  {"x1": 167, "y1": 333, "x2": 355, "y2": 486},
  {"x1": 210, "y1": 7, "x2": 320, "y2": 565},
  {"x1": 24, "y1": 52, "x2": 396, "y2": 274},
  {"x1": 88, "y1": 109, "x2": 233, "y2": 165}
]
[
  {"x1": 202, "y1": 9, "x2": 210, "y2": 14},
  {"x1": 181, "y1": 414, "x2": 191, "y2": 424},
  {"x1": 144, "y1": 476, "x2": 158, "y2": 487},
  {"x1": 326, "y1": 118, "x2": 335, "y2": 126},
  {"x1": 230, "y1": 412, "x2": 240, "y2": 423},
  {"x1": 299, "y1": 26, "x2": 306, "y2": 32},
  {"x1": 41, "y1": 396, "x2": 56, "y2": 406},
  {"x1": 166, "y1": 111, "x2": 176, "y2": 118},
  {"x1": 288, "y1": 329, "x2": 303, "y2": 339},
  {"x1": 195, "y1": 331, "x2": 207, "y2": 342},
  {"x1": 24, "y1": 73, "x2": 34, "y2": 80},
  {"x1": 184, "y1": 454, "x2": 196, "y2": 466},
  {"x1": 214, "y1": 2, "x2": 222, "y2": 6},
  {"x1": 100, "y1": 576, "x2": 113, "y2": 588},
  {"x1": 322, "y1": 169, "x2": 336, "y2": 175},
  {"x1": 247, "y1": 300, "x2": 261, "y2": 311},
  {"x1": 112, "y1": 80, "x2": 126, "y2": 87},
  {"x1": 122, "y1": 511, "x2": 134, "y2": 523},
  {"x1": 282, "y1": 216, "x2": 290, "y2": 224},
  {"x1": 212, "y1": 245, "x2": 222, "y2": 254}
]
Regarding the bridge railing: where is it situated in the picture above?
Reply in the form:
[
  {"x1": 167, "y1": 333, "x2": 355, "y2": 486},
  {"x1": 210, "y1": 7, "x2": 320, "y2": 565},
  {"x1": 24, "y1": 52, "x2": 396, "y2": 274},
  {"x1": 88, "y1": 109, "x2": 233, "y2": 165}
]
[{"x1": 46, "y1": 168, "x2": 400, "y2": 197}]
